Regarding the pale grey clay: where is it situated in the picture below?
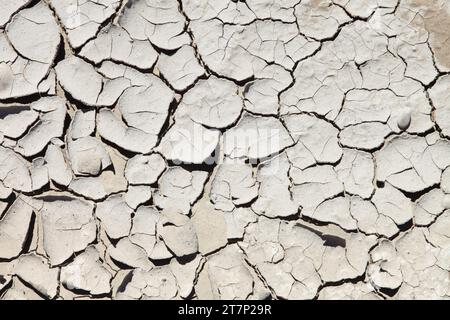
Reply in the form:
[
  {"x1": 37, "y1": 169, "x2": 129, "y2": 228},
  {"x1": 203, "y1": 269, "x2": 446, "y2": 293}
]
[{"x1": 1, "y1": 0, "x2": 450, "y2": 300}]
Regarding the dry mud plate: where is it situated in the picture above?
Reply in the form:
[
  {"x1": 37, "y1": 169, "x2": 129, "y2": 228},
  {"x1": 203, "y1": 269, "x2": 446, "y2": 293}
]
[{"x1": 1, "y1": 0, "x2": 450, "y2": 300}]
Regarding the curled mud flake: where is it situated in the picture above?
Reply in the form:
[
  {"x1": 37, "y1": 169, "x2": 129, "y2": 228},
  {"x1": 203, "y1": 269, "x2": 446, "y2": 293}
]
[
  {"x1": 12, "y1": 253, "x2": 59, "y2": 299},
  {"x1": 336, "y1": 89, "x2": 433, "y2": 150},
  {"x1": 96, "y1": 194, "x2": 133, "y2": 240},
  {"x1": 372, "y1": 183, "x2": 413, "y2": 226},
  {"x1": 0, "y1": 106, "x2": 39, "y2": 140},
  {"x1": 80, "y1": 25, "x2": 158, "y2": 70},
  {"x1": 153, "y1": 167, "x2": 208, "y2": 215},
  {"x1": 125, "y1": 185, "x2": 152, "y2": 210},
  {"x1": 14, "y1": 97, "x2": 66, "y2": 158},
  {"x1": 157, "y1": 209, "x2": 198, "y2": 257},
  {"x1": 55, "y1": 57, "x2": 103, "y2": 107},
  {"x1": 225, "y1": 207, "x2": 258, "y2": 240},
  {"x1": 336, "y1": 149, "x2": 375, "y2": 199},
  {"x1": 243, "y1": 65, "x2": 294, "y2": 115},
  {"x1": 291, "y1": 165, "x2": 344, "y2": 215},
  {"x1": 119, "y1": 0, "x2": 190, "y2": 51},
  {"x1": 129, "y1": 206, "x2": 159, "y2": 258},
  {"x1": 339, "y1": 122, "x2": 391, "y2": 151},
  {"x1": 350, "y1": 196, "x2": 399, "y2": 238},
  {"x1": 108, "y1": 237, "x2": 154, "y2": 272},
  {"x1": 0, "y1": 146, "x2": 33, "y2": 192},
  {"x1": 2, "y1": 277, "x2": 45, "y2": 300},
  {"x1": 6, "y1": 2, "x2": 60, "y2": 64},
  {"x1": 375, "y1": 135, "x2": 450, "y2": 194},
  {"x1": 93, "y1": 66, "x2": 173, "y2": 151},
  {"x1": 56, "y1": 58, "x2": 174, "y2": 109},
  {"x1": 97, "y1": 109, "x2": 158, "y2": 155},
  {"x1": 125, "y1": 154, "x2": 166, "y2": 186},
  {"x1": 223, "y1": 112, "x2": 293, "y2": 161},
  {"x1": 50, "y1": 0, "x2": 120, "y2": 49},
  {"x1": 414, "y1": 189, "x2": 446, "y2": 226},
  {"x1": 61, "y1": 246, "x2": 112, "y2": 296},
  {"x1": 169, "y1": 255, "x2": 202, "y2": 299},
  {"x1": 157, "y1": 118, "x2": 220, "y2": 165},
  {"x1": 67, "y1": 136, "x2": 111, "y2": 177},
  {"x1": 284, "y1": 113, "x2": 342, "y2": 164},
  {"x1": 157, "y1": 46, "x2": 205, "y2": 92},
  {"x1": 188, "y1": 15, "x2": 318, "y2": 83},
  {"x1": 175, "y1": 76, "x2": 243, "y2": 129},
  {"x1": 117, "y1": 267, "x2": 178, "y2": 300},
  {"x1": 70, "y1": 110, "x2": 95, "y2": 140},
  {"x1": 427, "y1": 211, "x2": 450, "y2": 250},
  {"x1": 241, "y1": 218, "x2": 376, "y2": 298},
  {"x1": 39, "y1": 196, "x2": 97, "y2": 266},
  {"x1": 68, "y1": 147, "x2": 127, "y2": 201},
  {"x1": 367, "y1": 240, "x2": 403, "y2": 292},
  {"x1": 210, "y1": 160, "x2": 258, "y2": 212},
  {"x1": 0, "y1": 198, "x2": 34, "y2": 260},
  {"x1": 0, "y1": 2, "x2": 59, "y2": 100},
  {"x1": 318, "y1": 233, "x2": 377, "y2": 283},
  {"x1": 191, "y1": 198, "x2": 228, "y2": 255},
  {"x1": 312, "y1": 197, "x2": 358, "y2": 231},
  {"x1": 200, "y1": 244, "x2": 258, "y2": 300},
  {"x1": 252, "y1": 153, "x2": 298, "y2": 218},
  {"x1": 395, "y1": 42, "x2": 438, "y2": 86},
  {"x1": 116, "y1": 76, "x2": 174, "y2": 133},
  {"x1": 0, "y1": 0, "x2": 31, "y2": 27},
  {"x1": 392, "y1": 227, "x2": 450, "y2": 299},
  {"x1": 280, "y1": 40, "x2": 364, "y2": 120}
]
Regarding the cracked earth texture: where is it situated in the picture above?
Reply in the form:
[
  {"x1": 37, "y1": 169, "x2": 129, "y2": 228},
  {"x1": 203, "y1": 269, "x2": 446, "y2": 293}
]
[{"x1": 0, "y1": 0, "x2": 450, "y2": 300}]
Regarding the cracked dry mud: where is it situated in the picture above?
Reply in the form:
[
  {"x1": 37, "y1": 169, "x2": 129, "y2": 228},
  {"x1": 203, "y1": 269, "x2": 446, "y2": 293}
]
[{"x1": 0, "y1": 0, "x2": 450, "y2": 301}]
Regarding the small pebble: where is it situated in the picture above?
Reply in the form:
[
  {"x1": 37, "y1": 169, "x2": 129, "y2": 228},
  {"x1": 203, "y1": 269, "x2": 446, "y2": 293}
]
[{"x1": 397, "y1": 108, "x2": 412, "y2": 131}]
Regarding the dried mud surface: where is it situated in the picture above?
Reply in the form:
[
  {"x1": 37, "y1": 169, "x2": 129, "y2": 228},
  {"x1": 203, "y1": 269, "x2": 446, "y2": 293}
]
[{"x1": 1, "y1": 0, "x2": 450, "y2": 300}]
